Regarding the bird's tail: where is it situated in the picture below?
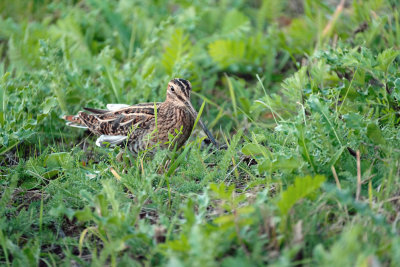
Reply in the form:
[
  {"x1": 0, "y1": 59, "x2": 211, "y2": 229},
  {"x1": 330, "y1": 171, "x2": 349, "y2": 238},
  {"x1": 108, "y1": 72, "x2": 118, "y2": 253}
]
[{"x1": 62, "y1": 114, "x2": 88, "y2": 129}]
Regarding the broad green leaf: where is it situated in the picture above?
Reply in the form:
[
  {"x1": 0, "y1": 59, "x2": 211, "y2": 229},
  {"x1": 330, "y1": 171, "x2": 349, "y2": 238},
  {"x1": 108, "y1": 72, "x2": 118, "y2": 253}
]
[
  {"x1": 221, "y1": 10, "x2": 250, "y2": 36},
  {"x1": 20, "y1": 177, "x2": 41, "y2": 190},
  {"x1": 376, "y1": 48, "x2": 400, "y2": 72},
  {"x1": 208, "y1": 39, "x2": 246, "y2": 68},
  {"x1": 74, "y1": 206, "x2": 93, "y2": 222},
  {"x1": 41, "y1": 97, "x2": 58, "y2": 114},
  {"x1": 237, "y1": 206, "x2": 255, "y2": 215},
  {"x1": 44, "y1": 152, "x2": 70, "y2": 169},
  {"x1": 38, "y1": 97, "x2": 58, "y2": 123},
  {"x1": 241, "y1": 143, "x2": 271, "y2": 157},
  {"x1": 107, "y1": 215, "x2": 122, "y2": 226},
  {"x1": 42, "y1": 169, "x2": 60, "y2": 179},
  {"x1": 277, "y1": 175, "x2": 326, "y2": 216},
  {"x1": 366, "y1": 123, "x2": 386, "y2": 146},
  {"x1": 213, "y1": 214, "x2": 235, "y2": 226},
  {"x1": 258, "y1": 156, "x2": 301, "y2": 173},
  {"x1": 327, "y1": 146, "x2": 346, "y2": 167},
  {"x1": 209, "y1": 182, "x2": 235, "y2": 201}
]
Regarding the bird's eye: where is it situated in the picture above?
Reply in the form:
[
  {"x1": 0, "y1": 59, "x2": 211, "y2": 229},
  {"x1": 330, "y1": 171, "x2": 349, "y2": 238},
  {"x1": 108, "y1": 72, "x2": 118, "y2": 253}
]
[{"x1": 171, "y1": 86, "x2": 175, "y2": 92}]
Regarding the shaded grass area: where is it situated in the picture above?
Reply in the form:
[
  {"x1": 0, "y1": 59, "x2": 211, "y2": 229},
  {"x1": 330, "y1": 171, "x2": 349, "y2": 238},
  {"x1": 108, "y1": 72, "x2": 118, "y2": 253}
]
[{"x1": 1, "y1": 0, "x2": 400, "y2": 265}]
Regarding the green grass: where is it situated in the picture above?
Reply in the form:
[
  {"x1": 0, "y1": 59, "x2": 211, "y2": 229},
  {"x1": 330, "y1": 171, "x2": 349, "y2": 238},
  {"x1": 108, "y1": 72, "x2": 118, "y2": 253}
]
[{"x1": 1, "y1": 0, "x2": 400, "y2": 265}]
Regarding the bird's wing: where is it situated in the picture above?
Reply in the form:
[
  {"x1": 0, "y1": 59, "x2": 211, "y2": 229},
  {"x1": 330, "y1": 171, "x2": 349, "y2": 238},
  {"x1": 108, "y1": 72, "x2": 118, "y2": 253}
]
[{"x1": 78, "y1": 102, "x2": 161, "y2": 136}]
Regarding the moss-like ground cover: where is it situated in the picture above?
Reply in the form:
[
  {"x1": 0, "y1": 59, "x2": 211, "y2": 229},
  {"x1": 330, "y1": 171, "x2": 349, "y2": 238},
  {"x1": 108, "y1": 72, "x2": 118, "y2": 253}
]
[{"x1": 1, "y1": 0, "x2": 400, "y2": 265}]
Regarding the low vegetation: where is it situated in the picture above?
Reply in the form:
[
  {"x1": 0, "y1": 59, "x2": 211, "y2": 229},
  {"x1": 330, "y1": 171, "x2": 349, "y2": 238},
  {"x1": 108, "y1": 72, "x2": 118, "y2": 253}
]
[{"x1": 1, "y1": 0, "x2": 400, "y2": 265}]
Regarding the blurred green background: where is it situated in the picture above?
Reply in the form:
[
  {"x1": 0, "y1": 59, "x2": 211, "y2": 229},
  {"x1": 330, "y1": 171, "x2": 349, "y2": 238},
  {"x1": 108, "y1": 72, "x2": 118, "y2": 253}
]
[{"x1": 1, "y1": 0, "x2": 400, "y2": 266}]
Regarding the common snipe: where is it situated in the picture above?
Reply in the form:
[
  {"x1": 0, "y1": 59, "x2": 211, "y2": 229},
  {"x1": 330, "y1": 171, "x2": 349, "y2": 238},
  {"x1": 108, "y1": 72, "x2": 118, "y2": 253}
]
[{"x1": 63, "y1": 78, "x2": 217, "y2": 154}]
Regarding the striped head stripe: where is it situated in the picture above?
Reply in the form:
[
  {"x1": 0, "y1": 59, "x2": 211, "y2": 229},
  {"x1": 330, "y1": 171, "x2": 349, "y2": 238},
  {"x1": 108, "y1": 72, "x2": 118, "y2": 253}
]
[{"x1": 172, "y1": 78, "x2": 191, "y2": 97}]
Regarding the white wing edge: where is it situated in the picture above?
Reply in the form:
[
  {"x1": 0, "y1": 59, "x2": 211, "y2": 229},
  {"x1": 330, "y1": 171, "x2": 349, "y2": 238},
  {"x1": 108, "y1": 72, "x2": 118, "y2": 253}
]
[
  {"x1": 106, "y1": 104, "x2": 130, "y2": 111},
  {"x1": 66, "y1": 122, "x2": 88, "y2": 129}
]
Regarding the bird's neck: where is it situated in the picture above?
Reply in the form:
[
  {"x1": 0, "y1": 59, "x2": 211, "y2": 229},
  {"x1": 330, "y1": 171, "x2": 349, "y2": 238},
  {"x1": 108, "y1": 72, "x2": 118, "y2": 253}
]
[{"x1": 164, "y1": 97, "x2": 187, "y2": 108}]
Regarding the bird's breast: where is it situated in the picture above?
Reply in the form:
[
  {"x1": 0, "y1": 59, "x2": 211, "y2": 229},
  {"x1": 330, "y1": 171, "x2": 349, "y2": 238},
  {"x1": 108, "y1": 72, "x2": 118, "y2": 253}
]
[{"x1": 157, "y1": 106, "x2": 194, "y2": 148}]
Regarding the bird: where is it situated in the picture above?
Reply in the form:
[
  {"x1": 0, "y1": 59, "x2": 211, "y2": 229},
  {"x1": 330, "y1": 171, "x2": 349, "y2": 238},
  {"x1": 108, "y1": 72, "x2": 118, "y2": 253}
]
[{"x1": 63, "y1": 78, "x2": 217, "y2": 154}]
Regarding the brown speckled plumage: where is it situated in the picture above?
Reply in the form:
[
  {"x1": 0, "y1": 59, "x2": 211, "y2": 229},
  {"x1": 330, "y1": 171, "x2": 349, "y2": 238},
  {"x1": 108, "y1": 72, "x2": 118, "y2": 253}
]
[{"x1": 64, "y1": 78, "x2": 217, "y2": 154}]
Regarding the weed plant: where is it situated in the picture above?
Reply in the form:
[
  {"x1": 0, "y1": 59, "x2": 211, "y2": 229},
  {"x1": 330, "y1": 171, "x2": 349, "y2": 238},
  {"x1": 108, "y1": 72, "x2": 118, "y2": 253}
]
[{"x1": 1, "y1": 0, "x2": 400, "y2": 266}]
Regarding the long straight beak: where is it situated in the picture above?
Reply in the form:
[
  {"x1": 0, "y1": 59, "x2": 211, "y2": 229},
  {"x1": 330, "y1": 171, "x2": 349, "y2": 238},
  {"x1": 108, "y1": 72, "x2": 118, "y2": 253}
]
[{"x1": 185, "y1": 101, "x2": 218, "y2": 147}]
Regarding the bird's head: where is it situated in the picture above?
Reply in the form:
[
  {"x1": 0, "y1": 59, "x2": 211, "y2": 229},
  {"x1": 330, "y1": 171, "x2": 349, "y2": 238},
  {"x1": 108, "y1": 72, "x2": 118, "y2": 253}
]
[
  {"x1": 165, "y1": 78, "x2": 217, "y2": 147},
  {"x1": 166, "y1": 78, "x2": 192, "y2": 105}
]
